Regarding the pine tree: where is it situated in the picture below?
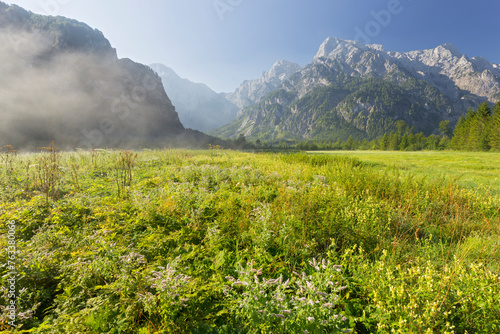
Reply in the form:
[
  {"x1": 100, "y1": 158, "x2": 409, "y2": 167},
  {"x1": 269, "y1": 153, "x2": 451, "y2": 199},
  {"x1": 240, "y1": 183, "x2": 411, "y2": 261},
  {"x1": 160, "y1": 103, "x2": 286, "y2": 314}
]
[
  {"x1": 379, "y1": 133, "x2": 389, "y2": 150},
  {"x1": 477, "y1": 101, "x2": 492, "y2": 118},
  {"x1": 395, "y1": 120, "x2": 409, "y2": 135},
  {"x1": 469, "y1": 102, "x2": 492, "y2": 151},
  {"x1": 439, "y1": 120, "x2": 452, "y2": 138},
  {"x1": 490, "y1": 100, "x2": 500, "y2": 151},
  {"x1": 343, "y1": 136, "x2": 354, "y2": 150},
  {"x1": 413, "y1": 132, "x2": 427, "y2": 150},
  {"x1": 451, "y1": 115, "x2": 467, "y2": 150},
  {"x1": 399, "y1": 134, "x2": 410, "y2": 151},
  {"x1": 452, "y1": 107, "x2": 478, "y2": 150},
  {"x1": 426, "y1": 135, "x2": 439, "y2": 150}
]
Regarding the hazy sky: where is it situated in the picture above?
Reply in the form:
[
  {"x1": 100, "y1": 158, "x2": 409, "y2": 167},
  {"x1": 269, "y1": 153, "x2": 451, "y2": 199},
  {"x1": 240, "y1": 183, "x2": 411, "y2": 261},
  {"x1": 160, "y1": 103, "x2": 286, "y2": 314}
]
[{"x1": 6, "y1": 0, "x2": 500, "y2": 93}]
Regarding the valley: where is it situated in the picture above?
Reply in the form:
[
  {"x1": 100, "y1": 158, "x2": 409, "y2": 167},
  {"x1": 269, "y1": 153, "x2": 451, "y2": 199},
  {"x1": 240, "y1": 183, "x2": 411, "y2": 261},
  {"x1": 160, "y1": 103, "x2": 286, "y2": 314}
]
[{"x1": 0, "y1": 1, "x2": 499, "y2": 333}]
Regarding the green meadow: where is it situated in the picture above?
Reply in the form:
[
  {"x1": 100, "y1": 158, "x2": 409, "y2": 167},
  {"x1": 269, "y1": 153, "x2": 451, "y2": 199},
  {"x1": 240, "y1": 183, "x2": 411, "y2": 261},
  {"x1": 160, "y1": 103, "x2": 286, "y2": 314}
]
[
  {"x1": 311, "y1": 151, "x2": 500, "y2": 198},
  {"x1": 0, "y1": 148, "x2": 499, "y2": 333}
]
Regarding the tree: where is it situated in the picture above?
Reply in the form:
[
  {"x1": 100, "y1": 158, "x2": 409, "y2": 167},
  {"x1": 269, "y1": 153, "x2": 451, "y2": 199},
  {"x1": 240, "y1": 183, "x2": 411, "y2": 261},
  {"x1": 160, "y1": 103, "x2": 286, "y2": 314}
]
[
  {"x1": 343, "y1": 135, "x2": 354, "y2": 150},
  {"x1": 379, "y1": 133, "x2": 389, "y2": 150},
  {"x1": 490, "y1": 100, "x2": 500, "y2": 151},
  {"x1": 235, "y1": 134, "x2": 247, "y2": 149},
  {"x1": 450, "y1": 102, "x2": 495, "y2": 151},
  {"x1": 438, "y1": 120, "x2": 452, "y2": 138},
  {"x1": 426, "y1": 135, "x2": 440, "y2": 150},
  {"x1": 469, "y1": 102, "x2": 492, "y2": 151},
  {"x1": 477, "y1": 101, "x2": 492, "y2": 118},
  {"x1": 451, "y1": 115, "x2": 467, "y2": 150},
  {"x1": 399, "y1": 134, "x2": 410, "y2": 151},
  {"x1": 389, "y1": 133, "x2": 401, "y2": 151},
  {"x1": 395, "y1": 120, "x2": 410, "y2": 135}
]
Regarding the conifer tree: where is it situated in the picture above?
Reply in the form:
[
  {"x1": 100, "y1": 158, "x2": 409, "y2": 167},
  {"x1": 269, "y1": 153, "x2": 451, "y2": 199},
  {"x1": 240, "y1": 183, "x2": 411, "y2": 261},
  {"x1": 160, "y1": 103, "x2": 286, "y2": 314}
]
[
  {"x1": 451, "y1": 115, "x2": 467, "y2": 150},
  {"x1": 379, "y1": 133, "x2": 389, "y2": 150},
  {"x1": 490, "y1": 100, "x2": 500, "y2": 151},
  {"x1": 399, "y1": 134, "x2": 410, "y2": 151},
  {"x1": 439, "y1": 120, "x2": 452, "y2": 138},
  {"x1": 469, "y1": 102, "x2": 491, "y2": 151},
  {"x1": 389, "y1": 132, "x2": 401, "y2": 151}
]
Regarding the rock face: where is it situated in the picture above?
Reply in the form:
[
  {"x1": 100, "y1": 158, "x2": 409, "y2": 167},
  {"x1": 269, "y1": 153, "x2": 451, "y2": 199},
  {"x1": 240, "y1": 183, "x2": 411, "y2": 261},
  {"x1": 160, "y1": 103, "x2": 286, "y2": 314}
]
[
  {"x1": 388, "y1": 44, "x2": 500, "y2": 103},
  {"x1": 0, "y1": 2, "x2": 219, "y2": 150},
  {"x1": 214, "y1": 37, "x2": 500, "y2": 141},
  {"x1": 150, "y1": 63, "x2": 238, "y2": 132},
  {"x1": 225, "y1": 59, "x2": 303, "y2": 109}
]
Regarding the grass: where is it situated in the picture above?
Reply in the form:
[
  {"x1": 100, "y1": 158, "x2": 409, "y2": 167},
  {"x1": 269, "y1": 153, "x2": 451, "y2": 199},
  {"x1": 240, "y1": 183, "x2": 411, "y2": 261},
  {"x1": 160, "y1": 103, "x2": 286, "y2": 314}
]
[
  {"x1": 0, "y1": 148, "x2": 499, "y2": 333},
  {"x1": 310, "y1": 150, "x2": 500, "y2": 198}
]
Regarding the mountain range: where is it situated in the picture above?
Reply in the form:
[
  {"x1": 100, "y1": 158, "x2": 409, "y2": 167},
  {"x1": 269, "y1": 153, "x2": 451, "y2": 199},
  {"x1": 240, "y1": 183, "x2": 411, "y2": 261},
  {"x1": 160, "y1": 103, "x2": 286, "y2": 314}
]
[
  {"x1": 212, "y1": 37, "x2": 500, "y2": 141},
  {"x1": 2, "y1": 1, "x2": 499, "y2": 148}
]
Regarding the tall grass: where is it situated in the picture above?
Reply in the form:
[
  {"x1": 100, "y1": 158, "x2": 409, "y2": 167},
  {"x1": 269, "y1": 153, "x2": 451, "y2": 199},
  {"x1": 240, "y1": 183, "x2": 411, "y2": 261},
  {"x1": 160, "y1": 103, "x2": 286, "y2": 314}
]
[{"x1": 0, "y1": 148, "x2": 498, "y2": 333}]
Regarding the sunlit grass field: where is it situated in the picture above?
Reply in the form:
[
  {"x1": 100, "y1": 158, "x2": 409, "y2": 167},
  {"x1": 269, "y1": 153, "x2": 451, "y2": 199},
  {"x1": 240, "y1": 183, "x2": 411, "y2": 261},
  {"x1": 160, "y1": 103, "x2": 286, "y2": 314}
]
[
  {"x1": 0, "y1": 148, "x2": 499, "y2": 333},
  {"x1": 311, "y1": 151, "x2": 500, "y2": 198}
]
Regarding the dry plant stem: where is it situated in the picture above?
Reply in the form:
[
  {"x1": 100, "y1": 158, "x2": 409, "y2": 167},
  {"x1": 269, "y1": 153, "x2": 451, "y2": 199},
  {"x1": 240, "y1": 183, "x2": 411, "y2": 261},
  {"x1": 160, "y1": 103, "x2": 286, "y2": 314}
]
[
  {"x1": 35, "y1": 141, "x2": 62, "y2": 201},
  {"x1": 115, "y1": 150, "x2": 137, "y2": 198}
]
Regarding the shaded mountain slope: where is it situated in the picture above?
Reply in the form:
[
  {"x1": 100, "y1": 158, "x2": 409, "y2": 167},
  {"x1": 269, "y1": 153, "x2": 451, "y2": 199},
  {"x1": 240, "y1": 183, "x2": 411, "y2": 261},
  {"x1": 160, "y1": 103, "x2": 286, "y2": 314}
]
[{"x1": 0, "y1": 2, "x2": 219, "y2": 150}]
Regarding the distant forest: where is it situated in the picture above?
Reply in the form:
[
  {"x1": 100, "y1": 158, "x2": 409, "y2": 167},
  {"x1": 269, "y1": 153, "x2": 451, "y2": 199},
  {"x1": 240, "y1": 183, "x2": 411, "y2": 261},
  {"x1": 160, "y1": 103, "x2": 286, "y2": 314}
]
[{"x1": 239, "y1": 100, "x2": 500, "y2": 152}]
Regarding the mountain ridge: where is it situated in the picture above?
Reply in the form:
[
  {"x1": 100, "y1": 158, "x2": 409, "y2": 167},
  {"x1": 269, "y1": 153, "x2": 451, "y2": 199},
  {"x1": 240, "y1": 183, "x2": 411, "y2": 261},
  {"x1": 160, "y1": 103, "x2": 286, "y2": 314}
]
[
  {"x1": 150, "y1": 63, "x2": 238, "y2": 132},
  {"x1": 225, "y1": 59, "x2": 303, "y2": 109},
  {"x1": 213, "y1": 37, "x2": 500, "y2": 142}
]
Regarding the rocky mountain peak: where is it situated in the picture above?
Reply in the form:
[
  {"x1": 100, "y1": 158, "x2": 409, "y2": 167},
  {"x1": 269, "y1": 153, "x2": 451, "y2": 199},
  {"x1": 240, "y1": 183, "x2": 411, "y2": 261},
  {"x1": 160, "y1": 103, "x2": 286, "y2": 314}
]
[
  {"x1": 314, "y1": 37, "x2": 366, "y2": 59},
  {"x1": 150, "y1": 63, "x2": 181, "y2": 80},
  {"x1": 437, "y1": 43, "x2": 461, "y2": 57},
  {"x1": 367, "y1": 44, "x2": 385, "y2": 52},
  {"x1": 225, "y1": 59, "x2": 302, "y2": 109},
  {"x1": 389, "y1": 43, "x2": 463, "y2": 70},
  {"x1": 264, "y1": 59, "x2": 302, "y2": 83}
]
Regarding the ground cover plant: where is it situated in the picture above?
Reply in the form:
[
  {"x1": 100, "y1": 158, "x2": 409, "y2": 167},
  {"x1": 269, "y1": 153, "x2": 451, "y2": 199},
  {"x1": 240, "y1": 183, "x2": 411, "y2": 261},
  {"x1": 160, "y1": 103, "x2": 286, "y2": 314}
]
[{"x1": 0, "y1": 147, "x2": 499, "y2": 333}]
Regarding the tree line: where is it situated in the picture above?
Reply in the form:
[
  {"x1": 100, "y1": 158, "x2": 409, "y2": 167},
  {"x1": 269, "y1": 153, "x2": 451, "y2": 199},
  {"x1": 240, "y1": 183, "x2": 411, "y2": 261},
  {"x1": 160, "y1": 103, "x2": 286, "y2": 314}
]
[{"x1": 451, "y1": 101, "x2": 500, "y2": 151}]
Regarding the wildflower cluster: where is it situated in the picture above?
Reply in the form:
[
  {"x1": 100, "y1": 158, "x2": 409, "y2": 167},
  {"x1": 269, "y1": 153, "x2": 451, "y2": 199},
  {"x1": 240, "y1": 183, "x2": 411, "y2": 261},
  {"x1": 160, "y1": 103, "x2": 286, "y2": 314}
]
[
  {"x1": 138, "y1": 262, "x2": 192, "y2": 318},
  {"x1": 224, "y1": 259, "x2": 353, "y2": 333},
  {"x1": 119, "y1": 252, "x2": 147, "y2": 265}
]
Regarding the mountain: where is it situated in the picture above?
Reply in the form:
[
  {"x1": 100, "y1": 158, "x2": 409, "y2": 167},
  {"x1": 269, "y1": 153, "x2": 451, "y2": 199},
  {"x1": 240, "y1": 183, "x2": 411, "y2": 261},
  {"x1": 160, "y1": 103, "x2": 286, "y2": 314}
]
[
  {"x1": 225, "y1": 59, "x2": 303, "y2": 109},
  {"x1": 0, "y1": 2, "x2": 216, "y2": 150},
  {"x1": 150, "y1": 64, "x2": 238, "y2": 132},
  {"x1": 214, "y1": 37, "x2": 500, "y2": 142}
]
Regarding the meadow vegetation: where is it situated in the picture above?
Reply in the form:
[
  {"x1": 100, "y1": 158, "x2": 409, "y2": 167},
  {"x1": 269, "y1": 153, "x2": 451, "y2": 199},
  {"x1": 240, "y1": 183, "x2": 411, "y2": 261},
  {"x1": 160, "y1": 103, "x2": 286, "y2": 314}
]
[{"x1": 0, "y1": 147, "x2": 499, "y2": 333}]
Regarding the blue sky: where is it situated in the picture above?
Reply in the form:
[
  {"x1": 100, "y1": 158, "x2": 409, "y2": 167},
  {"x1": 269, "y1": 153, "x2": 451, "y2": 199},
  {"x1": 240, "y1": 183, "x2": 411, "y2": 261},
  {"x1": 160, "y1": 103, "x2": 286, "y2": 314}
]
[{"x1": 7, "y1": 0, "x2": 500, "y2": 92}]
